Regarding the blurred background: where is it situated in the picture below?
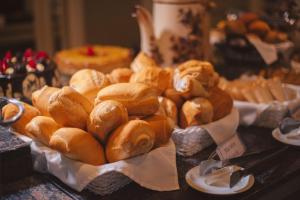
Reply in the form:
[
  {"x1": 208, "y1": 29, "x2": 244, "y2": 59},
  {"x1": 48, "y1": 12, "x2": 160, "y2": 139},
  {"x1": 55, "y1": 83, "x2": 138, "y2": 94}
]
[{"x1": 0, "y1": 0, "x2": 290, "y2": 56}]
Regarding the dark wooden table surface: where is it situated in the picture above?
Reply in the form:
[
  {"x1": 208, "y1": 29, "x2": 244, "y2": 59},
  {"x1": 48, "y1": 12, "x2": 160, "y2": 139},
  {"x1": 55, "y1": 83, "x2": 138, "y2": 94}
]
[{"x1": 1, "y1": 126, "x2": 300, "y2": 200}]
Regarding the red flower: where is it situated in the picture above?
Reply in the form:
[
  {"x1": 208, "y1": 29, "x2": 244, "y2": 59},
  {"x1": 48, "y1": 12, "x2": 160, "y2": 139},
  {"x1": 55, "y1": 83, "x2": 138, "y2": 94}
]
[
  {"x1": 36, "y1": 51, "x2": 49, "y2": 59},
  {"x1": 86, "y1": 46, "x2": 96, "y2": 56},
  {"x1": 24, "y1": 48, "x2": 34, "y2": 58},
  {"x1": 28, "y1": 60, "x2": 36, "y2": 69}
]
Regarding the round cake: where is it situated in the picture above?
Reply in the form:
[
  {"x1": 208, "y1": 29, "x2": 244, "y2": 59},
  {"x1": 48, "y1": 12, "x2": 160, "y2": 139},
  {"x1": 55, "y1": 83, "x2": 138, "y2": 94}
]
[
  {"x1": 0, "y1": 49, "x2": 60, "y2": 102},
  {"x1": 55, "y1": 45, "x2": 132, "y2": 76}
]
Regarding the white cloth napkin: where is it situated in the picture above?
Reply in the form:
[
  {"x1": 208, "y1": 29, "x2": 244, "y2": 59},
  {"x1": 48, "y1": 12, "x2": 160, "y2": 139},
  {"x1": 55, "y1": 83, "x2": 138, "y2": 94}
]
[{"x1": 17, "y1": 134, "x2": 179, "y2": 192}]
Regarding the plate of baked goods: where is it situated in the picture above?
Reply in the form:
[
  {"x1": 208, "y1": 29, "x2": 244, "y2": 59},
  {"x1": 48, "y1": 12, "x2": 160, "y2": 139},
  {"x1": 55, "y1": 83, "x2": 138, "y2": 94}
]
[{"x1": 219, "y1": 75, "x2": 300, "y2": 128}]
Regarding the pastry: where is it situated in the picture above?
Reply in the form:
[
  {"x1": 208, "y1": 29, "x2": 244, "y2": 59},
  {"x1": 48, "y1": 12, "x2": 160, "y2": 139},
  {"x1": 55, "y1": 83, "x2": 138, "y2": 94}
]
[
  {"x1": 25, "y1": 116, "x2": 61, "y2": 146},
  {"x1": 156, "y1": 96, "x2": 178, "y2": 124},
  {"x1": 174, "y1": 60, "x2": 219, "y2": 98},
  {"x1": 265, "y1": 30, "x2": 288, "y2": 43},
  {"x1": 50, "y1": 127, "x2": 106, "y2": 165},
  {"x1": 95, "y1": 83, "x2": 159, "y2": 116},
  {"x1": 130, "y1": 52, "x2": 158, "y2": 73},
  {"x1": 180, "y1": 97, "x2": 214, "y2": 128},
  {"x1": 248, "y1": 20, "x2": 271, "y2": 39},
  {"x1": 207, "y1": 87, "x2": 233, "y2": 121},
  {"x1": 55, "y1": 45, "x2": 132, "y2": 75},
  {"x1": 105, "y1": 120, "x2": 155, "y2": 163},
  {"x1": 144, "y1": 115, "x2": 174, "y2": 147},
  {"x1": 107, "y1": 68, "x2": 133, "y2": 83},
  {"x1": 69, "y1": 69, "x2": 110, "y2": 102},
  {"x1": 130, "y1": 67, "x2": 171, "y2": 95},
  {"x1": 87, "y1": 100, "x2": 128, "y2": 143},
  {"x1": 32, "y1": 86, "x2": 60, "y2": 116},
  {"x1": 224, "y1": 20, "x2": 247, "y2": 35},
  {"x1": 2, "y1": 102, "x2": 40, "y2": 135},
  {"x1": 163, "y1": 88, "x2": 185, "y2": 109},
  {"x1": 48, "y1": 86, "x2": 93, "y2": 129}
]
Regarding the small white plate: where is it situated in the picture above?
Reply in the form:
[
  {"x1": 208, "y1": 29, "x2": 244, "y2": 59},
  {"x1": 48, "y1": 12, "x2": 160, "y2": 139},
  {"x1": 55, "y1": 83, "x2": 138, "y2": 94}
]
[
  {"x1": 185, "y1": 165, "x2": 255, "y2": 195},
  {"x1": 272, "y1": 128, "x2": 300, "y2": 146}
]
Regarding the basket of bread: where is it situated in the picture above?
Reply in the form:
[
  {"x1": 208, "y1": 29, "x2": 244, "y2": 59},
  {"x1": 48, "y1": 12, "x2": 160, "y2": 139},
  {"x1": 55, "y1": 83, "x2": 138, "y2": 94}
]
[
  {"x1": 219, "y1": 75, "x2": 300, "y2": 128},
  {"x1": 1, "y1": 68, "x2": 179, "y2": 195}
]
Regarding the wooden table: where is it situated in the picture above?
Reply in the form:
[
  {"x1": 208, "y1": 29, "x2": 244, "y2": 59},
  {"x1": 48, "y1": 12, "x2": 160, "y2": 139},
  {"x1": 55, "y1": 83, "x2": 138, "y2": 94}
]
[{"x1": 1, "y1": 126, "x2": 300, "y2": 200}]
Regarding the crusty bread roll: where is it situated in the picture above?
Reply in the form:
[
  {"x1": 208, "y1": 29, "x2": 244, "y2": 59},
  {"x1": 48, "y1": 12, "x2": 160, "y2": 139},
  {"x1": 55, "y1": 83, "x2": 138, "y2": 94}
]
[
  {"x1": 69, "y1": 69, "x2": 110, "y2": 102},
  {"x1": 87, "y1": 100, "x2": 128, "y2": 143},
  {"x1": 107, "y1": 68, "x2": 133, "y2": 83},
  {"x1": 174, "y1": 60, "x2": 219, "y2": 98},
  {"x1": 163, "y1": 88, "x2": 185, "y2": 109},
  {"x1": 25, "y1": 116, "x2": 61, "y2": 146},
  {"x1": 156, "y1": 97, "x2": 178, "y2": 124},
  {"x1": 130, "y1": 52, "x2": 158, "y2": 73},
  {"x1": 106, "y1": 120, "x2": 155, "y2": 163},
  {"x1": 144, "y1": 115, "x2": 174, "y2": 147},
  {"x1": 50, "y1": 128, "x2": 106, "y2": 165},
  {"x1": 95, "y1": 83, "x2": 159, "y2": 116},
  {"x1": 207, "y1": 87, "x2": 233, "y2": 121},
  {"x1": 180, "y1": 97, "x2": 214, "y2": 128},
  {"x1": 32, "y1": 86, "x2": 59, "y2": 116},
  {"x1": 48, "y1": 86, "x2": 93, "y2": 129},
  {"x1": 130, "y1": 67, "x2": 171, "y2": 95},
  {"x1": 248, "y1": 20, "x2": 271, "y2": 39},
  {"x1": 2, "y1": 102, "x2": 40, "y2": 135}
]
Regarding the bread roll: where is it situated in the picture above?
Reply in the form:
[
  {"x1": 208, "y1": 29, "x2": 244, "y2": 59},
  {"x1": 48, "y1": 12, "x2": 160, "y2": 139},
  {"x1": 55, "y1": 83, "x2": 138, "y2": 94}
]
[
  {"x1": 156, "y1": 97, "x2": 178, "y2": 124},
  {"x1": 69, "y1": 69, "x2": 110, "y2": 102},
  {"x1": 87, "y1": 100, "x2": 128, "y2": 143},
  {"x1": 163, "y1": 88, "x2": 185, "y2": 109},
  {"x1": 106, "y1": 120, "x2": 155, "y2": 162},
  {"x1": 2, "y1": 102, "x2": 40, "y2": 135},
  {"x1": 207, "y1": 87, "x2": 233, "y2": 121},
  {"x1": 48, "y1": 86, "x2": 93, "y2": 129},
  {"x1": 95, "y1": 83, "x2": 159, "y2": 116},
  {"x1": 130, "y1": 52, "x2": 158, "y2": 73},
  {"x1": 174, "y1": 60, "x2": 219, "y2": 98},
  {"x1": 180, "y1": 98, "x2": 214, "y2": 128},
  {"x1": 144, "y1": 115, "x2": 174, "y2": 147},
  {"x1": 32, "y1": 86, "x2": 59, "y2": 116},
  {"x1": 248, "y1": 20, "x2": 271, "y2": 39},
  {"x1": 130, "y1": 67, "x2": 171, "y2": 95},
  {"x1": 267, "y1": 79, "x2": 286, "y2": 102},
  {"x1": 107, "y1": 68, "x2": 133, "y2": 83},
  {"x1": 25, "y1": 116, "x2": 60, "y2": 146},
  {"x1": 50, "y1": 128, "x2": 105, "y2": 165}
]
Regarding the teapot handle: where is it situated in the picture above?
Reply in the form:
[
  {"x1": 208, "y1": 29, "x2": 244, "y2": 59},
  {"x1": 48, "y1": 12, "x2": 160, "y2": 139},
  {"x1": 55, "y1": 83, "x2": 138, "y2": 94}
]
[{"x1": 0, "y1": 97, "x2": 24, "y2": 127}]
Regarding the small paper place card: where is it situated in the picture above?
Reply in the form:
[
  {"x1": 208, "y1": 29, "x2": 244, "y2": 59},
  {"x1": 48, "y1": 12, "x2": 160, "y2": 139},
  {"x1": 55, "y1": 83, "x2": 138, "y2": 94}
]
[{"x1": 216, "y1": 133, "x2": 246, "y2": 161}]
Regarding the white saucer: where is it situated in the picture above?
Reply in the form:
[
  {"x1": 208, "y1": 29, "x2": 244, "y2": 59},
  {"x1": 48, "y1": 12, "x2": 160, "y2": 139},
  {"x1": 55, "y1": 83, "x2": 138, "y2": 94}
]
[
  {"x1": 272, "y1": 128, "x2": 300, "y2": 146},
  {"x1": 185, "y1": 165, "x2": 255, "y2": 195}
]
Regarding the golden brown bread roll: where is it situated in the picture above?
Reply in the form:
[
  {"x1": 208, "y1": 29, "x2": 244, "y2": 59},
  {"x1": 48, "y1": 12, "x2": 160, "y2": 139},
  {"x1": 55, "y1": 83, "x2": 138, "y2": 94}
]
[
  {"x1": 174, "y1": 60, "x2": 219, "y2": 98},
  {"x1": 107, "y1": 68, "x2": 133, "y2": 83},
  {"x1": 144, "y1": 115, "x2": 174, "y2": 147},
  {"x1": 50, "y1": 128, "x2": 106, "y2": 165},
  {"x1": 164, "y1": 67, "x2": 175, "y2": 89},
  {"x1": 248, "y1": 20, "x2": 271, "y2": 39},
  {"x1": 207, "y1": 87, "x2": 233, "y2": 121},
  {"x1": 106, "y1": 120, "x2": 155, "y2": 163},
  {"x1": 87, "y1": 100, "x2": 128, "y2": 143},
  {"x1": 130, "y1": 67, "x2": 171, "y2": 95},
  {"x1": 32, "y1": 86, "x2": 60, "y2": 116},
  {"x1": 48, "y1": 86, "x2": 93, "y2": 129},
  {"x1": 69, "y1": 69, "x2": 110, "y2": 102},
  {"x1": 163, "y1": 88, "x2": 185, "y2": 109},
  {"x1": 180, "y1": 97, "x2": 214, "y2": 128},
  {"x1": 130, "y1": 52, "x2": 158, "y2": 73},
  {"x1": 2, "y1": 102, "x2": 40, "y2": 135},
  {"x1": 95, "y1": 83, "x2": 159, "y2": 116},
  {"x1": 25, "y1": 116, "x2": 61, "y2": 146},
  {"x1": 156, "y1": 96, "x2": 178, "y2": 124}
]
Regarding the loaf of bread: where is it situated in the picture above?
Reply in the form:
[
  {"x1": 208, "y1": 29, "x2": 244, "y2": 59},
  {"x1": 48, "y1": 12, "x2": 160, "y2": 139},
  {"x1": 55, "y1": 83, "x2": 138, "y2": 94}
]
[
  {"x1": 95, "y1": 83, "x2": 159, "y2": 116},
  {"x1": 107, "y1": 68, "x2": 133, "y2": 83},
  {"x1": 50, "y1": 127, "x2": 106, "y2": 165},
  {"x1": 87, "y1": 100, "x2": 128, "y2": 143},
  {"x1": 156, "y1": 97, "x2": 178, "y2": 124},
  {"x1": 207, "y1": 87, "x2": 233, "y2": 121},
  {"x1": 105, "y1": 120, "x2": 155, "y2": 162},
  {"x1": 130, "y1": 52, "x2": 158, "y2": 73},
  {"x1": 163, "y1": 88, "x2": 185, "y2": 109},
  {"x1": 48, "y1": 86, "x2": 93, "y2": 129},
  {"x1": 25, "y1": 116, "x2": 61, "y2": 146},
  {"x1": 2, "y1": 102, "x2": 40, "y2": 135},
  {"x1": 32, "y1": 86, "x2": 60, "y2": 116},
  {"x1": 69, "y1": 69, "x2": 110, "y2": 102},
  {"x1": 180, "y1": 97, "x2": 214, "y2": 128}
]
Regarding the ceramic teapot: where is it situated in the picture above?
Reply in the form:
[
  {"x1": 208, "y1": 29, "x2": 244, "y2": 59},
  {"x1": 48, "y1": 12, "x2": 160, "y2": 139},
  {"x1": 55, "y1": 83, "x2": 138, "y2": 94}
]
[{"x1": 134, "y1": 0, "x2": 211, "y2": 66}]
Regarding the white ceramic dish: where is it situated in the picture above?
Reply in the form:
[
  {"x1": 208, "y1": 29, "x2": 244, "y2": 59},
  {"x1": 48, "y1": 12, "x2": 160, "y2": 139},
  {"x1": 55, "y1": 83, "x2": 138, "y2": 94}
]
[{"x1": 272, "y1": 128, "x2": 300, "y2": 147}]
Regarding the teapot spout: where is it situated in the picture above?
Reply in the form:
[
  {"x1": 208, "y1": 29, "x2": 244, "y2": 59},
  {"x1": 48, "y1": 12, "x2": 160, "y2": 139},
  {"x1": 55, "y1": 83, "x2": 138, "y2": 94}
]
[{"x1": 133, "y1": 5, "x2": 156, "y2": 56}]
